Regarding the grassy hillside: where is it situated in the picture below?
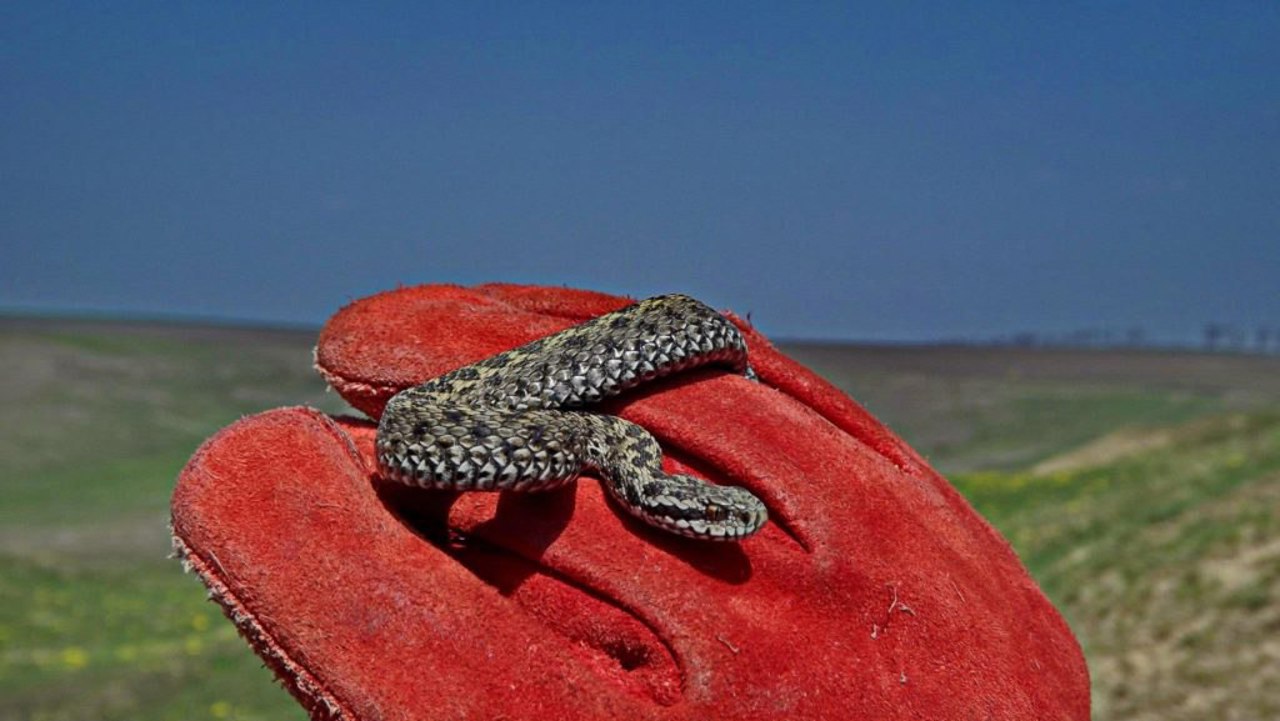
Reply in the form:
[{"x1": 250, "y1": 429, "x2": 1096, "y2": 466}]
[
  {"x1": 2, "y1": 319, "x2": 1277, "y2": 720},
  {"x1": 787, "y1": 344, "x2": 1280, "y2": 721},
  {"x1": 0, "y1": 320, "x2": 345, "y2": 721}
]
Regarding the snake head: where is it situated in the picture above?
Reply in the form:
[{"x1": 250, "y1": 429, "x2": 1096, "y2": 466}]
[{"x1": 628, "y1": 476, "x2": 768, "y2": 541}]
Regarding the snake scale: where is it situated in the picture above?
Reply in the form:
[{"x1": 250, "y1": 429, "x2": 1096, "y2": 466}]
[{"x1": 375, "y1": 294, "x2": 769, "y2": 540}]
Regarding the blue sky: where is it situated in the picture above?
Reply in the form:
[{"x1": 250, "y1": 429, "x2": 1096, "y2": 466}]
[{"x1": 3, "y1": 2, "x2": 1277, "y2": 341}]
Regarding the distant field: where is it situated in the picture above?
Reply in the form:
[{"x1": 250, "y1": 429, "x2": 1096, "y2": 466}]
[{"x1": 2, "y1": 318, "x2": 1277, "y2": 721}]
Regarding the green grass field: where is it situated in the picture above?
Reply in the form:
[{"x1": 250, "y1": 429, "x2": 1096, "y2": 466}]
[{"x1": 2, "y1": 320, "x2": 1277, "y2": 720}]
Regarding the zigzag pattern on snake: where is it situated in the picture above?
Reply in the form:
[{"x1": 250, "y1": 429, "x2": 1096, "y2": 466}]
[{"x1": 375, "y1": 294, "x2": 769, "y2": 540}]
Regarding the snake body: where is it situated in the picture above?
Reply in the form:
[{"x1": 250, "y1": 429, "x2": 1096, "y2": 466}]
[{"x1": 375, "y1": 294, "x2": 768, "y2": 540}]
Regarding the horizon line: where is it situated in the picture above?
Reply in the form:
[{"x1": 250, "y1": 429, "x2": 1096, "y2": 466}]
[{"x1": 3, "y1": 304, "x2": 1271, "y2": 356}]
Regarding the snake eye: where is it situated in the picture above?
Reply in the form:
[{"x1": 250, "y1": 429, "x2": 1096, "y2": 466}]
[{"x1": 704, "y1": 504, "x2": 724, "y2": 522}]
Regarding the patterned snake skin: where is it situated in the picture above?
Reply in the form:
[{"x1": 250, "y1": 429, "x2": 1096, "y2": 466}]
[{"x1": 375, "y1": 294, "x2": 769, "y2": 540}]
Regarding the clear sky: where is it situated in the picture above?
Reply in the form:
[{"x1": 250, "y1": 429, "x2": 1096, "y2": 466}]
[{"x1": 3, "y1": 2, "x2": 1277, "y2": 342}]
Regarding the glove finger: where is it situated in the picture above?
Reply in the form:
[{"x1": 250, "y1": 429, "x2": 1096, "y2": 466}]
[{"x1": 172, "y1": 407, "x2": 678, "y2": 720}]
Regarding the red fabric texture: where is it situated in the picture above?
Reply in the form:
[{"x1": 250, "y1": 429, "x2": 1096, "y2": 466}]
[{"x1": 171, "y1": 283, "x2": 1090, "y2": 721}]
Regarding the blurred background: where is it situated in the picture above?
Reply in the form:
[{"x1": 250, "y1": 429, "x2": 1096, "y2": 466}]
[{"x1": 2, "y1": 3, "x2": 1277, "y2": 719}]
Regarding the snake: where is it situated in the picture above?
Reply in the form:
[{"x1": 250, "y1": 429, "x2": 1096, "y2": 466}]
[{"x1": 375, "y1": 294, "x2": 769, "y2": 540}]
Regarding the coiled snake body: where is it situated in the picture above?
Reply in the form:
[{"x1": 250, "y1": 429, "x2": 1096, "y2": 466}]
[{"x1": 375, "y1": 294, "x2": 768, "y2": 540}]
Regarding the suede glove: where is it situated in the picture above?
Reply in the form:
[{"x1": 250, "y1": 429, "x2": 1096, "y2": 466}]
[{"x1": 171, "y1": 283, "x2": 1089, "y2": 721}]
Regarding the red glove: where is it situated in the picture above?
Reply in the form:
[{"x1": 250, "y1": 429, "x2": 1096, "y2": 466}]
[{"x1": 171, "y1": 283, "x2": 1088, "y2": 721}]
